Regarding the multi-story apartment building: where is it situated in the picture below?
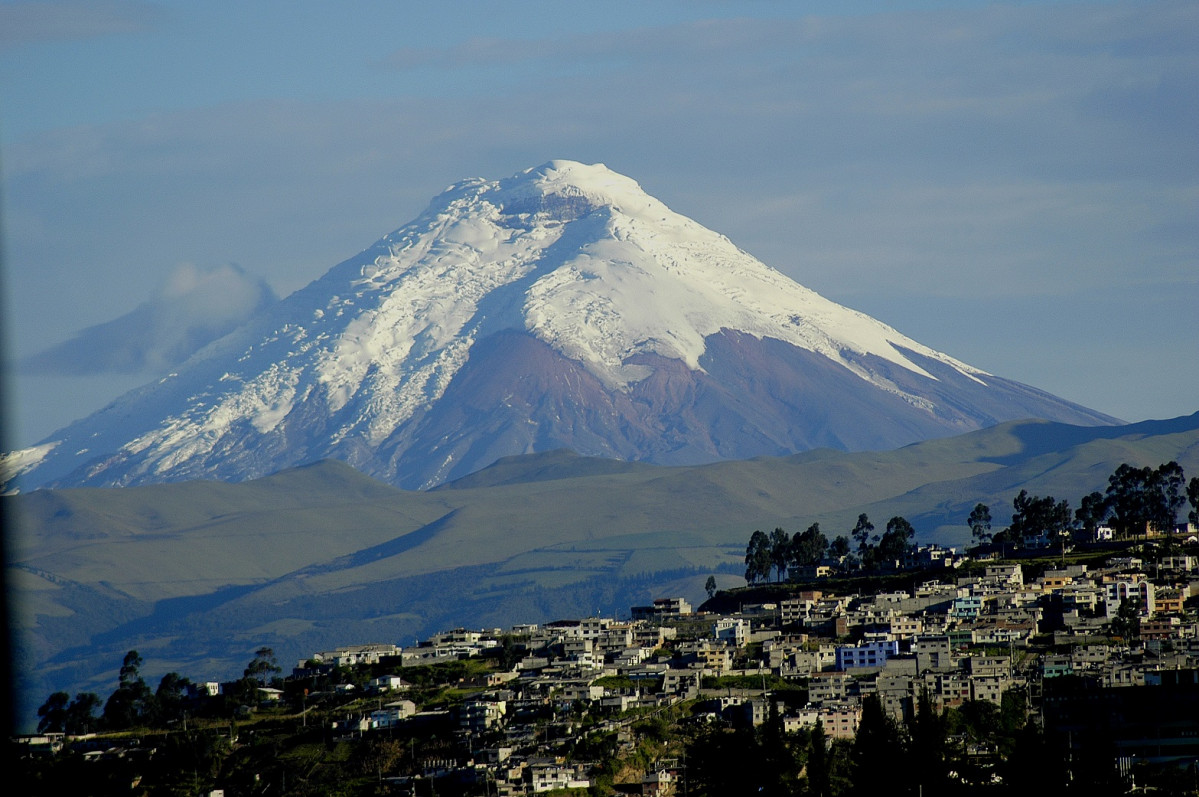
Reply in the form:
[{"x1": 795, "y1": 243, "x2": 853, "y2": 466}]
[
  {"x1": 835, "y1": 640, "x2": 900, "y2": 670},
  {"x1": 914, "y1": 635, "x2": 956, "y2": 672},
  {"x1": 1106, "y1": 578, "x2": 1156, "y2": 616}
]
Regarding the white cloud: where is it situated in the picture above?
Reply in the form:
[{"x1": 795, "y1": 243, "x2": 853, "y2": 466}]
[{"x1": 19, "y1": 263, "x2": 276, "y2": 376}]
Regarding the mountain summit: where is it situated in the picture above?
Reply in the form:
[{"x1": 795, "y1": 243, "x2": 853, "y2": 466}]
[{"x1": 7, "y1": 160, "x2": 1118, "y2": 491}]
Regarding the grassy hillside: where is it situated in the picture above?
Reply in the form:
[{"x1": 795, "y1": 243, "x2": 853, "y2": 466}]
[{"x1": 7, "y1": 411, "x2": 1199, "y2": 730}]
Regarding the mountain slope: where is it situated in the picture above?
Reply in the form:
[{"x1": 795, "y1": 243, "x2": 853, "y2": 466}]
[
  {"x1": 6, "y1": 160, "x2": 1118, "y2": 492},
  {"x1": 8, "y1": 412, "x2": 1197, "y2": 729}
]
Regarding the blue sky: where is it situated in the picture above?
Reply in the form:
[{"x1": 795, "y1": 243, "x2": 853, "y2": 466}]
[{"x1": 2, "y1": 0, "x2": 1197, "y2": 449}]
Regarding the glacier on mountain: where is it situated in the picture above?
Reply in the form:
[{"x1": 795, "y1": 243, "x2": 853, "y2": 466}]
[{"x1": 4, "y1": 160, "x2": 1118, "y2": 492}]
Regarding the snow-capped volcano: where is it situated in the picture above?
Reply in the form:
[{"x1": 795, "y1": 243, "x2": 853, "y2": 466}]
[{"x1": 6, "y1": 160, "x2": 1118, "y2": 491}]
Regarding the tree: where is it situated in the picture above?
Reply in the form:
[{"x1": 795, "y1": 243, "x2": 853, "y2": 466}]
[
  {"x1": 769, "y1": 527, "x2": 791, "y2": 582},
  {"x1": 790, "y1": 522, "x2": 828, "y2": 570},
  {"x1": 1150, "y1": 461, "x2": 1186, "y2": 535},
  {"x1": 65, "y1": 692, "x2": 101, "y2": 735},
  {"x1": 1075, "y1": 490, "x2": 1108, "y2": 538},
  {"x1": 759, "y1": 698, "x2": 800, "y2": 794},
  {"x1": 954, "y1": 698, "x2": 999, "y2": 743},
  {"x1": 887, "y1": 516, "x2": 915, "y2": 539},
  {"x1": 1106, "y1": 461, "x2": 1189, "y2": 542},
  {"x1": 705, "y1": 575, "x2": 718, "y2": 599},
  {"x1": 36, "y1": 691, "x2": 70, "y2": 734},
  {"x1": 907, "y1": 688, "x2": 949, "y2": 794},
  {"x1": 39, "y1": 690, "x2": 102, "y2": 734},
  {"x1": 1047, "y1": 496, "x2": 1074, "y2": 549},
  {"x1": 1007, "y1": 490, "x2": 1071, "y2": 546},
  {"x1": 851, "y1": 514, "x2": 874, "y2": 569},
  {"x1": 967, "y1": 503, "x2": 992, "y2": 546},
  {"x1": 103, "y1": 650, "x2": 154, "y2": 729},
  {"x1": 875, "y1": 516, "x2": 915, "y2": 566},
  {"x1": 1189, "y1": 476, "x2": 1199, "y2": 529},
  {"x1": 686, "y1": 724, "x2": 763, "y2": 795},
  {"x1": 829, "y1": 534, "x2": 851, "y2": 560},
  {"x1": 745, "y1": 530, "x2": 773, "y2": 584},
  {"x1": 155, "y1": 672, "x2": 193, "y2": 725},
  {"x1": 1002, "y1": 720, "x2": 1065, "y2": 793},
  {"x1": 494, "y1": 634, "x2": 522, "y2": 671},
  {"x1": 851, "y1": 694, "x2": 904, "y2": 794},
  {"x1": 244, "y1": 647, "x2": 282, "y2": 687},
  {"x1": 998, "y1": 689, "x2": 1027, "y2": 735},
  {"x1": 1007, "y1": 490, "x2": 1033, "y2": 541},
  {"x1": 806, "y1": 720, "x2": 831, "y2": 797},
  {"x1": 1110, "y1": 596, "x2": 1141, "y2": 640},
  {"x1": 1106, "y1": 463, "x2": 1154, "y2": 539},
  {"x1": 235, "y1": 647, "x2": 283, "y2": 707}
]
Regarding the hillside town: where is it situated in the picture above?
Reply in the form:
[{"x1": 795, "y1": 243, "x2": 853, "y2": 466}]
[{"x1": 16, "y1": 534, "x2": 1199, "y2": 796}]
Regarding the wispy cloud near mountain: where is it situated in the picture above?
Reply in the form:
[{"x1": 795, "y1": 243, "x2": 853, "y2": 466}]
[{"x1": 20, "y1": 263, "x2": 276, "y2": 376}]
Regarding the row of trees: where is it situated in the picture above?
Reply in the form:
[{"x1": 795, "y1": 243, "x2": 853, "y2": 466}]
[
  {"x1": 1103, "y1": 461, "x2": 1196, "y2": 538},
  {"x1": 744, "y1": 461, "x2": 1199, "y2": 584},
  {"x1": 744, "y1": 513, "x2": 917, "y2": 584},
  {"x1": 969, "y1": 460, "x2": 1199, "y2": 549},
  {"x1": 36, "y1": 647, "x2": 281, "y2": 734}
]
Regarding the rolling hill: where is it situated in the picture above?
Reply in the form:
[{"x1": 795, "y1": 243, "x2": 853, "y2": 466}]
[{"x1": 7, "y1": 411, "x2": 1198, "y2": 729}]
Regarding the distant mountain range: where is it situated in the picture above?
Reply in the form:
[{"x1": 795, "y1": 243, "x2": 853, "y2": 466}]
[
  {"x1": 8, "y1": 411, "x2": 1198, "y2": 729},
  {"x1": 5, "y1": 160, "x2": 1117, "y2": 493}
]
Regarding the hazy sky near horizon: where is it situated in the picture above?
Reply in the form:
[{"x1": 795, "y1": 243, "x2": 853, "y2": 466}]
[{"x1": 2, "y1": 0, "x2": 1196, "y2": 449}]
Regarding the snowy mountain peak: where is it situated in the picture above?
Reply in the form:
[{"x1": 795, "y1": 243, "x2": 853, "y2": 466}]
[
  {"x1": 500, "y1": 159, "x2": 656, "y2": 214},
  {"x1": 420, "y1": 159, "x2": 662, "y2": 226},
  {"x1": 382, "y1": 160, "x2": 978, "y2": 391},
  {"x1": 4, "y1": 161, "x2": 1119, "y2": 492}
]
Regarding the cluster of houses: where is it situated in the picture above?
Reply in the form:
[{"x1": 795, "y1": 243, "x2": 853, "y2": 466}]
[
  {"x1": 17, "y1": 548, "x2": 1199, "y2": 793},
  {"x1": 279, "y1": 552, "x2": 1199, "y2": 793}
]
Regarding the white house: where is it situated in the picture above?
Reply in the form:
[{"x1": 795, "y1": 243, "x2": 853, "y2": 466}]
[
  {"x1": 713, "y1": 618, "x2": 749, "y2": 647},
  {"x1": 368, "y1": 675, "x2": 411, "y2": 693}
]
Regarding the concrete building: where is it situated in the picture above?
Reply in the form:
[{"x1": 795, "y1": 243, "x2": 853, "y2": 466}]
[{"x1": 835, "y1": 640, "x2": 900, "y2": 670}]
